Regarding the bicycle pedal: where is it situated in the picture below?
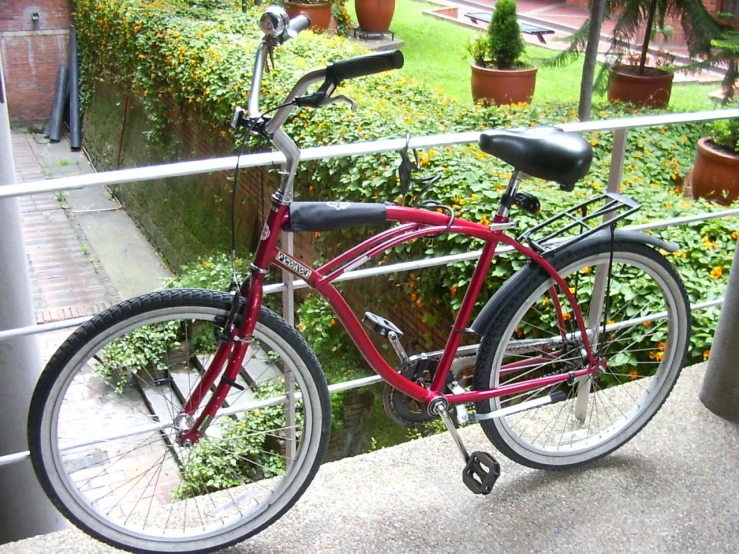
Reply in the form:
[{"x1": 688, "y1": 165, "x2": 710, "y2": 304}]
[
  {"x1": 462, "y1": 451, "x2": 500, "y2": 495},
  {"x1": 363, "y1": 312, "x2": 404, "y2": 339}
]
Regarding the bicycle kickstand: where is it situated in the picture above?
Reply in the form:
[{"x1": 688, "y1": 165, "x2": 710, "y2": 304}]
[{"x1": 430, "y1": 400, "x2": 501, "y2": 496}]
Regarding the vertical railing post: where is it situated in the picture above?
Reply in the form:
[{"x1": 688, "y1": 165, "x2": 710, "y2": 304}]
[
  {"x1": 281, "y1": 231, "x2": 298, "y2": 465},
  {"x1": 575, "y1": 128, "x2": 629, "y2": 421},
  {"x1": 0, "y1": 55, "x2": 66, "y2": 543}
]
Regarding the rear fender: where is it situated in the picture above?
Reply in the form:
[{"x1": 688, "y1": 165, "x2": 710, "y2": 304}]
[{"x1": 470, "y1": 230, "x2": 679, "y2": 336}]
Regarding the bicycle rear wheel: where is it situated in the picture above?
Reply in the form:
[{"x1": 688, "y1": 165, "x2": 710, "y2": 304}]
[
  {"x1": 474, "y1": 238, "x2": 690, "y2": 469},
  {"x1": 29, "y1": 289, "x2": 330, "y2": 554}
]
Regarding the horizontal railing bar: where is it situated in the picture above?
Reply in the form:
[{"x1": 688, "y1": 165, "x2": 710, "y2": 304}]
[
  {"x1": 0, "y1": 450, "x2": 30, "y2": 467},
  {"x1": 1, "y1": 109, "x2": 737, "y2": 200},
  {"x1": 627, "y1": 208, "x2": 739, "y2": 232},
  {"x1": 0, "y1": 316, "x2": 91, "y2": 341}
]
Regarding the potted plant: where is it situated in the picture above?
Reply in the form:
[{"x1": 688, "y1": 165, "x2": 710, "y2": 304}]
[
  {"x1": 691, "y1": 118, "x2": 739, "y2": 204},
  {"x1": 467, "y1": 0, "x2": 537, "y2": 105},
  {"x1": 688, "y1": 29, "x2": 739, "y2": 204},
  {"x1": 355, "y1": 0, "x2": 395, "y2": 33},
  {"x1": 284, "y1": 0, "x2": 351, "y2": 34},
  {"x1": 554, "y1": 0, "x2": 722, "y2": 108}
]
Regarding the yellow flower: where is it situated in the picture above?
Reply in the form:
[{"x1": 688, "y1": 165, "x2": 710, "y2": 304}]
[
  {"x1": 590, "y1": 139, "x2": 598, "y2": 146},
  {"x1": 202, "y1": 261, "x2": 212, "y2": 268},
  {"x1": 582, "y1": 266, "x2": 591, "y2": 274},
  {"x1": 329, "y1": 319, "x2": 336, "y2": 326},
  {"x1": 732, "y1": 231, "x2": 738, "y2": 240},
  {"x1": 655, "y1": 351, "x2": 664, "y2": 362},
  {"x1": 710, "y1": 266, "x2": 723, "y2": 279}
]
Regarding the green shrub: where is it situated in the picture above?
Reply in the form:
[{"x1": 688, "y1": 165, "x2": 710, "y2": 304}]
[
  {"x1": 712, "y1": 118, "x2": 739, "y2": 154},
  {"x1": 96, "y1": 320, "x2": 181, "y2": 392},
  {"x1": 174, "y1": 378, "x2": 298, "y2": 499},
  {"x1": 163, "y1": 252, "x2": 249, "y2": 290},
  {"x1": 488, "y1": 0, "x2": 525, "y2": 69},
  {"x1": 296, "y1": 293, "x2": 368, "y2": 383}
]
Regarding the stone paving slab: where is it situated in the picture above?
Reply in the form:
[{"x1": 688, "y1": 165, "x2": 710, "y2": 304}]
[{"x1": 2, "y1": 363, "x2": 737, "y2": 554}]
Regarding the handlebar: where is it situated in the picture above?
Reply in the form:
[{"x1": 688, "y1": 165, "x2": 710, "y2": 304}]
[
  {"x1": 287, "y1": 14, "x2": 311, "y2": 35},
  {"x1": 327, "y1": 50, "x2": 404, "y2": 84}
]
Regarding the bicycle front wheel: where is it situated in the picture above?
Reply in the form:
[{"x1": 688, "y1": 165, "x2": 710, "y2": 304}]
[
  {"x1": 29, "y1": 289, "x2": 330, "y2": 554},
  {"x1": 474, "y1": 238, "x2": 690, "y2": 469}
]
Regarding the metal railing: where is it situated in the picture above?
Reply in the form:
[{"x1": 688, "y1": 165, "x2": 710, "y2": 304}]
[{"x1": 0, "y1": 108, "x2": 737, "y2": 468}]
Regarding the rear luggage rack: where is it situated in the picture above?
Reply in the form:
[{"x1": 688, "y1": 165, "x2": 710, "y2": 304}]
[{"x1": 519, "y1": 193, "x2": 640, "y2": 254}]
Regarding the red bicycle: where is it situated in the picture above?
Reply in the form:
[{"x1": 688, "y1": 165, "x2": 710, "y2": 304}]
[{"x1": 29, "y1": 7, "x2": 690, "y2": 554}]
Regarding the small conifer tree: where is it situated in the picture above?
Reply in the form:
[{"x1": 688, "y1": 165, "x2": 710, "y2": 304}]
[{"x1": 488, "y1": 0, "x2": 525, "y2": 69}]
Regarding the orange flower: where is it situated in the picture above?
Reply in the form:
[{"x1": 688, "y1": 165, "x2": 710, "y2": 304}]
[
  {"x1": 643, "y1": 321, "x2": 652, "y2": 328},
  {"x1": 629, "y1": 370, "x2": 639, "y2": 380},
  {"x1": 415, "y1": 300, "x2": 423, "y2": 308},
  {"x1": 703, "y1": 349, "x2": 710, "y2": 360},
  {"x1": 410, "y1": 293, "x2": 417, "y2": 302},
  {"x1": 562, "y1": 312, "x2": 572, "y2": 322},
  {"x1": 710, "y1": 266, "x2": 723, "y2": 279},
  {"x1": 329, "y1": 319, "x2": 336, "y2": 326},
  {"x1": 658, "y1": 342, "x2": 666, "y2": 351},
  {"x1": 451, "y1": 285, "x2": 458, "y2": 296}
]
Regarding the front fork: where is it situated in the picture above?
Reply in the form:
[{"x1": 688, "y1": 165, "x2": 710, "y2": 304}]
[{"x1": 178, "y1": 272, "x2": 266, "y2": 446}]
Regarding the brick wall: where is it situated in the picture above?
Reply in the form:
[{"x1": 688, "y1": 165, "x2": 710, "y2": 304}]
[{"x1": 0, "y1": 0, "x2": 72, "y2": 125}]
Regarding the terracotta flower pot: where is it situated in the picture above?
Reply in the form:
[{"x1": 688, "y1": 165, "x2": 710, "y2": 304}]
[
  {"x1": 355, "y1": 0, "x2": 395, "y2": 33},
  {"x1": 691, "y1": 137, "x2": 739, "y2": 205},
  {"x1": 607, "y1": 65, "x2": 674, "y2": 109},
  {"x1": 471, "y1": 64, "x2": 537, "y2": 106},
  {"x1": 285, "y1": 2, "x2": 332, "y2": 33}
]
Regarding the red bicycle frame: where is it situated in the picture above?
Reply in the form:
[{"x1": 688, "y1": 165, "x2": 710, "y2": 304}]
[{"x1": 180, "y1": 196, "x2": 598, "y2": 442}]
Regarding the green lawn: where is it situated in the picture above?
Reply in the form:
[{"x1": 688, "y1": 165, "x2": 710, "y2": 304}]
[{"x1": 349, "y1": 0, "x2": 720, "y2": 113}]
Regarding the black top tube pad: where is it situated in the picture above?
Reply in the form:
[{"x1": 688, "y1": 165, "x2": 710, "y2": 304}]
[{"x1": 285, "y1": 202, "x2": 388, "y2": 232}]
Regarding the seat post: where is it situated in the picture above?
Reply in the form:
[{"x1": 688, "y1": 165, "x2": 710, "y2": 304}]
[{"x1": 496, "y1": 170, "x2": 522, "y2": 220}]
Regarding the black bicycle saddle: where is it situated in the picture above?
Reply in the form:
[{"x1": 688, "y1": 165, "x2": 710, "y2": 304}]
[{"x1": 479, "y1": 127, "x2": 593, "y2": 191}]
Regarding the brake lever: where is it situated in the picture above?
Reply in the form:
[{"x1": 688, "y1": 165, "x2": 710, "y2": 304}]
[{"x1": 323, "y1": 94, "x2": 357, "y2": 112}]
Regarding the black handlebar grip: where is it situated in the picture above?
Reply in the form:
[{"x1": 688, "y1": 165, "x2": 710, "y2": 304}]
[
  {"x1": 327, "y1": 50, "x2": 405, "y2": 84},
  {"x1": 288, "y1": 14, "x2": 311, "y2": 34}
]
